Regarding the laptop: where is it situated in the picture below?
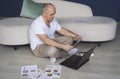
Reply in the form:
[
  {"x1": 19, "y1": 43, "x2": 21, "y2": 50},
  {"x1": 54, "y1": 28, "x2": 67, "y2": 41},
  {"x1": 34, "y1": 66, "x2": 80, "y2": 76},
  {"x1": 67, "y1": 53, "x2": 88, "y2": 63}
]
[{"x1": 60, "y1": 45, "x2": 96, "y2": 70}]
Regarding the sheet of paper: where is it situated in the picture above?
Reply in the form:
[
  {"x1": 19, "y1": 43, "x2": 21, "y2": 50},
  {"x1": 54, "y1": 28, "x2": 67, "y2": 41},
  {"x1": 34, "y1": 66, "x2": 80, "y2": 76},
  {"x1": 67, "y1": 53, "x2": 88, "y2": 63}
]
[
  {"x1": 21, "y1": 65, "x2": 38, "y2": 79},
  {"x1": 45, "y1": 65, "x2": 61, "y2": 78},
  {"x1": 52, "y1": 65, "x2": 61, "y2": 78}
]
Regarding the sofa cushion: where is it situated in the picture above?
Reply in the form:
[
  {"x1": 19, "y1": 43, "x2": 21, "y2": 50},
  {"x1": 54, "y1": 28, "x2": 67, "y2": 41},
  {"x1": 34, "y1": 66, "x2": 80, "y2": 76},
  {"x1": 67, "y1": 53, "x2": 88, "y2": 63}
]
[{"x1": 58, "y1": 16, "x2": 117, "y2": 42}]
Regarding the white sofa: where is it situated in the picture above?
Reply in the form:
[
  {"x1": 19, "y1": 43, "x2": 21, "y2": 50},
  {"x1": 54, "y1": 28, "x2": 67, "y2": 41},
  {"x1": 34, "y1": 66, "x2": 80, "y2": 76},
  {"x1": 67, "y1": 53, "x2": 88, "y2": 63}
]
[
  {"x1": 0, "y1": 0, "x2": 117, "y2": 47},
  {"x1": 34, "y1": 0, "x2": 117, "y2": 42}
]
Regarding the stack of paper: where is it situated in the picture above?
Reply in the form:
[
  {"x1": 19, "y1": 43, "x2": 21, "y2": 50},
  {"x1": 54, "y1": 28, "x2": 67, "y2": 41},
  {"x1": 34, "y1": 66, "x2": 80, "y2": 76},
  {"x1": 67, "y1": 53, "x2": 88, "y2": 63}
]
[{"x1": 21, "y1": 65, "x2": 61, "y2": 79}]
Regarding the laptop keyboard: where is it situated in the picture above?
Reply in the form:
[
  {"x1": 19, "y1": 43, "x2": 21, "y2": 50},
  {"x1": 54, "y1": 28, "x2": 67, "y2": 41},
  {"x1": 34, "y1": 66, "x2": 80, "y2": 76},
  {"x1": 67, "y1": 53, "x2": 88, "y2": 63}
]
[{"x1": 60, "y1": 55, "x2": 82, "y2": 66}]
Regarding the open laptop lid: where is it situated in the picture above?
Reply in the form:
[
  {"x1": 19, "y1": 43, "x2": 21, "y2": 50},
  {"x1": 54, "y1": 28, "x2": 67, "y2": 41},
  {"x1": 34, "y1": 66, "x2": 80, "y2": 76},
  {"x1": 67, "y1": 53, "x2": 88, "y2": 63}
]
[{"x1": 77, "y1": 45, "x2": 96, "y2": 66}]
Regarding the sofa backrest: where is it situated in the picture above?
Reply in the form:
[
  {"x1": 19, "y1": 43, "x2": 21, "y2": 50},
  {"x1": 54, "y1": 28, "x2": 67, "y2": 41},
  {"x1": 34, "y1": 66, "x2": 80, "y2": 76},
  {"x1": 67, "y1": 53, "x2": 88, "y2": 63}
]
[
  {"x1": 33, "y1": 0, "x2": 93, "y2": 18},
  {"x1": 21, "y1": 0, "x2": 93, "y2": 19}
]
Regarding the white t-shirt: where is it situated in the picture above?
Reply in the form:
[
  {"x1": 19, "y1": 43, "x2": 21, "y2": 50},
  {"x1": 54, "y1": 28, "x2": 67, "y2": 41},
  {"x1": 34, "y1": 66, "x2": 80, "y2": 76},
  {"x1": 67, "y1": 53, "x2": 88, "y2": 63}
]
[{"x1": 29, "y1": 16, "x2": 62, "y2": 50}]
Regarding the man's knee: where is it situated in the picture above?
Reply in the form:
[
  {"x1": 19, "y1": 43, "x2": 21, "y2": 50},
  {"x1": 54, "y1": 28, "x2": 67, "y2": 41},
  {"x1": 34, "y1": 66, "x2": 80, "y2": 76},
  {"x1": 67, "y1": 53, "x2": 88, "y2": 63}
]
[{"x1": 48, "y1": 47, "x2": 61, "y2": 57}]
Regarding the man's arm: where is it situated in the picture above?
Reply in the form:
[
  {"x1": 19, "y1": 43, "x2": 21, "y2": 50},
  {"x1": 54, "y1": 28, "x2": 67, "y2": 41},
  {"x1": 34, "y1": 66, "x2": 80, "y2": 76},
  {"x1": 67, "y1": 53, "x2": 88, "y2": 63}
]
[
  {"x1": 37, "y1": 34, "x2": 73, "y2": 51},
  {"x1": 57, "y1": 27, "x2": 81, "y2": 41}
]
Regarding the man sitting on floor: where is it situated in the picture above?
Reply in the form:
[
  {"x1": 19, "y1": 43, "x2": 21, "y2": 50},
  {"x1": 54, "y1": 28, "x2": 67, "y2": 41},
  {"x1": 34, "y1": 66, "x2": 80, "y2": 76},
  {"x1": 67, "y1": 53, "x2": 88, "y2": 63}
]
[{"x1": 29, "y1": 3, "x2": 81, "y2": 62}]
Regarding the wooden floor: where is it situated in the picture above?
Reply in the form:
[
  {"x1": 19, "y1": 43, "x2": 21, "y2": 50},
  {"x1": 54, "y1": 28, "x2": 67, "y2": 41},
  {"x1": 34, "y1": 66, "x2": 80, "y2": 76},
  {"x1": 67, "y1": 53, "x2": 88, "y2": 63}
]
[{"x1": 0, "y1": 23, "x2": 120, "y2": 79}]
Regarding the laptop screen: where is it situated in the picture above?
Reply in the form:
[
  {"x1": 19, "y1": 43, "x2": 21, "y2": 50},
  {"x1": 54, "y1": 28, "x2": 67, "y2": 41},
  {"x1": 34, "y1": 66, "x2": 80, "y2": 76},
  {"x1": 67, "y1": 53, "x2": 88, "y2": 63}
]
[{"x1": 79, "y1": 45, "x2": 96, "y2": 64}]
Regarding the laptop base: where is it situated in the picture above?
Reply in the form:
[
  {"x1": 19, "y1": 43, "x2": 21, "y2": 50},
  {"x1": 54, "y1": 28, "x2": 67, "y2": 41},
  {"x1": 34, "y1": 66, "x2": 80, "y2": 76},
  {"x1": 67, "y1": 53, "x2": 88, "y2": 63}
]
[{"x1": 60, "y1": 55, "x2": 89, "y2": 70}]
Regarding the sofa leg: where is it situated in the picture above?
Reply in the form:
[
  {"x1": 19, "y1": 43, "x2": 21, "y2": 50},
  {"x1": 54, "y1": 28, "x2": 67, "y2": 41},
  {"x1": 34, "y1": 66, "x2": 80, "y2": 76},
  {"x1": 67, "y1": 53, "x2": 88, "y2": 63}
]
[
  {"x1": 97, "y1": 42, "x2": 101, "y2": 47},
  {"x1": 14, "y1": 46, "x2": 17, "y2": 50}
]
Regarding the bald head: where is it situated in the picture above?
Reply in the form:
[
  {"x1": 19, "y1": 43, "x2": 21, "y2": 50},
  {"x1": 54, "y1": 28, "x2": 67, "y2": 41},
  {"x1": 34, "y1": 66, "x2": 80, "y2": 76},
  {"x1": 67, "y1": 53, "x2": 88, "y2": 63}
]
[
  {"x1": 42, "y1": 3, "x2": 56, "y2": 23},
  {"x1": 42, "y1": 3, "x2": 56, "y2": 14}
]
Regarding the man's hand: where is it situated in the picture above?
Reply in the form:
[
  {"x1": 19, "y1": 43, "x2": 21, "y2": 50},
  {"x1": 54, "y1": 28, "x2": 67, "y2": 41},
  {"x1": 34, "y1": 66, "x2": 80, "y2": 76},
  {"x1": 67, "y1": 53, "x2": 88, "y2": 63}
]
[{"x1": 73, "y1": 34, "x2": 81, "y2": 41}]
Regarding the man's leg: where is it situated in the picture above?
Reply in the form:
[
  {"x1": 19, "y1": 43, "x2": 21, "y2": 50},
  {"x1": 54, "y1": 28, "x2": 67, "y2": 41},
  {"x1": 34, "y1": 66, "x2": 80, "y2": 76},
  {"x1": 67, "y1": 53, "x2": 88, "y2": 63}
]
[
  {"x1": 55, "y1": 36, "x2": 74, "y2": 57},
  {"x1": 33, "y1": 36, "x2": 73, "y2": 58},
  {"x1": 55, "y1": 36, "x2": 73, "y2": 45},
  {"x1": 33, "y1": 44, "x2": 62, "y2": 58}
]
